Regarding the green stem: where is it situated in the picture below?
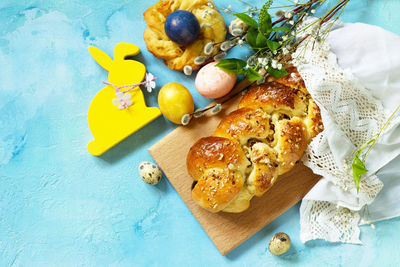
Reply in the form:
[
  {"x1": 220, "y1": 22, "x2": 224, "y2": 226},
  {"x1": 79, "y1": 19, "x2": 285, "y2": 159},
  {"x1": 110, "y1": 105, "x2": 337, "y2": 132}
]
[{"x1": 364, "y1": 104, "x2": 400, "y2": 160}]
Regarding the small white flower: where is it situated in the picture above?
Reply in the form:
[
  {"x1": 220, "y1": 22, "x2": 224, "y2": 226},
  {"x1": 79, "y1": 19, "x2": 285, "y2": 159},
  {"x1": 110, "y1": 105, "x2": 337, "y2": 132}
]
[
  {"x1": 291, "y1": 31, "x2": 296, "y2": 36},
  {"x1": 275, "y1": 10, "x2": 285, "y2": 17},
  {"x1": 237, "y1": 39, "x2": 244, "y2": 46},
  {"x1": 204, "y1": 42, "x2": 214, "y2": 55},
  {"x1": 271, "y1": 59, "x2": 278, "y2": 69},
  {"x1": 183, "y1": 65, "x2": 193, "y2": 76},
  {"x1": 258, "y1": 58, "x2": 264, "y2": 64},
  {"x1": 282, "y1": 35, "x2": 288, "y2": 41},
  {"x1": 282, "y1": 47, "x2": 289, "y2": 54},
  {"x1": 249, "y1": 13, "x2": 253, "y2": 18},
  {"x1": 277, "y1": 63, "x2": 282, "y2": 70},
  {"x1": 285, "y1": 11, "x2": 293, "y2": 19},
  {"x1": 262, "y1": 58, "x2": 269, "y2": 65},
  {"x1": 227, "y1": 5, "x2": 232, "y2": 10},
  {"x1": 112, "y1": 92, "x2": 133, "y2": 109},
  {"x1": 289, "y1": 20, "x2": 294, "y2": 25},
  {"x1": 207, "y1": 2, "x2": 214, "y2": 8},
  {"x1": 224, "y1": 9, "x2": 229, "y2": 13},
  {"x1": 290, "y1": 72, "x2": 297, "y2": 78},
  {"x1": 294, "y1": 0, "x2": 299, "y2": 4},
  {"x1": 145, "y1": 73, "x2": 156, "y2": 92},
  {"x1": 311, "y1": 9, "x2": 316, "y2": 14}
]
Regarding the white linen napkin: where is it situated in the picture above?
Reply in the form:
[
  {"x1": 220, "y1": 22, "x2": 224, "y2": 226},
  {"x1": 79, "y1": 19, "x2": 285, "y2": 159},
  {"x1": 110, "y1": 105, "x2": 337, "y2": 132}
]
[{"x1": 297, "y1": 22, "x2": 400, "y2": 243}]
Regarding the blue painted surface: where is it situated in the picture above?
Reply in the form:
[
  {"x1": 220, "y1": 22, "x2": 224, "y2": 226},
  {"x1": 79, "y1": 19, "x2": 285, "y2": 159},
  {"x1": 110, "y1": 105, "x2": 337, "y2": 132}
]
[{"x1": 1, "y1": 0, "x2": 400, "y2": 266}]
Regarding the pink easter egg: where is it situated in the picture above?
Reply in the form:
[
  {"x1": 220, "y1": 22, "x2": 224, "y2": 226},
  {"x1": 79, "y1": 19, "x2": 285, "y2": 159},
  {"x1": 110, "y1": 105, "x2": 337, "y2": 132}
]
[{"x1": 195, "y1": 61, "x2": 237, "y2": 99}]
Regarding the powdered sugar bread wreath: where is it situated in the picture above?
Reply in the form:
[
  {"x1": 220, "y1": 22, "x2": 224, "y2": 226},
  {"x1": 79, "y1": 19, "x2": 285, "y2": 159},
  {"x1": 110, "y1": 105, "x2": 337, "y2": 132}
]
[
  {"x1": 186, "y1": 67, "x2": 324, "y2": 213},
  {"x1": 143, "y1": 0, "x2": 226, "y2": 71}
]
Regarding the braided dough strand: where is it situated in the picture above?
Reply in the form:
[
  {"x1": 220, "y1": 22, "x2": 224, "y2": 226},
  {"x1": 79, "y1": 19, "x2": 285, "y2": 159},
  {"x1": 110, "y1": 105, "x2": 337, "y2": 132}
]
[
  {"x1": 143, "y1": 0, "x2": 226, "y2": 71},
  {"x1": 187, "y1": 67, "x2": 323, "y2": 213}
]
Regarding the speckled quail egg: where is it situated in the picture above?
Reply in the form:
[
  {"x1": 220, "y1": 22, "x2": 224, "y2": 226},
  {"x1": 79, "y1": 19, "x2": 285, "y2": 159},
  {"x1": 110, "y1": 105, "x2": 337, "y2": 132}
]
[
  {"x1": 138, "y1": 161, "x2": 162, "y2": 185},
  {"x1": 268, "y1": 232, "x2": 291, "y2": 255},
  {"x1": 228, "y1": 18, "x2": 249, "y2": 36}
]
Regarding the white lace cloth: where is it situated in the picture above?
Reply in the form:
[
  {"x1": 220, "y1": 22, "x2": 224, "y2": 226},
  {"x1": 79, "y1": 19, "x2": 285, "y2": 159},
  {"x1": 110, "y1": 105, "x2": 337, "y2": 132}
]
[{"x1": 293, "y1": 22, "x2": 400, "y2": 243}]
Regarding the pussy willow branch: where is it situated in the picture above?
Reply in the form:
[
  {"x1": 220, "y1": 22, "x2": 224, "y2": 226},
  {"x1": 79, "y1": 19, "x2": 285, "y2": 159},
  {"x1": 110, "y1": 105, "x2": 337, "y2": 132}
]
[
  {"x1": 187, "y1": 0, "x2": 349, "y2": 120},
  {"x1": 320, "y1": 0, "x2": 350, "y2": 25},
  {"x1": 272, "y1": 0, "x2": 320, "y2": 26}
]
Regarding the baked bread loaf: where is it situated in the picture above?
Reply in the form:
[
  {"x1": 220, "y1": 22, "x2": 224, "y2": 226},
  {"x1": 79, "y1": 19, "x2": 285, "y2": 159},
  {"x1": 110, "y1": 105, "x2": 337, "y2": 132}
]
[
  {"x1": 187, "y1": 67, "x2": 323, "y2": 213},
  {"x1": 143, "y1": 0, "x2": 226, "y2": 71}
]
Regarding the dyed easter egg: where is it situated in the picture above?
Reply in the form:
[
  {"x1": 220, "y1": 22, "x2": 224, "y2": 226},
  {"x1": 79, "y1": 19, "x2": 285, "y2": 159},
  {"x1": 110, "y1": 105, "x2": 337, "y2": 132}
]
[
  {"x1": 195, "y1": 61, "x2": 237, "y2": 99},
  {"x1": 158, "y1": 83, "x2": 194, "y2": 124},
  {"x1": 164, "y1": 10, "x2": 200, "y2": 45}
]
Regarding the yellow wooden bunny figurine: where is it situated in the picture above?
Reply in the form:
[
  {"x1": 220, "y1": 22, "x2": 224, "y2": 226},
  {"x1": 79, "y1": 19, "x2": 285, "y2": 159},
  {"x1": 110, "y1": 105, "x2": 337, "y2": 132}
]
[{"x1": 87, "y1": 42, "x2": 161, "y2": 156}]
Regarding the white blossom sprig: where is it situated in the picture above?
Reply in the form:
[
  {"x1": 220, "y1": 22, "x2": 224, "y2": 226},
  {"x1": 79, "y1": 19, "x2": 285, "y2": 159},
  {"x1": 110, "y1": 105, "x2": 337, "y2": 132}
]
[{"x1": 215, "y1": 0, "x2": 349, "y2": 80}]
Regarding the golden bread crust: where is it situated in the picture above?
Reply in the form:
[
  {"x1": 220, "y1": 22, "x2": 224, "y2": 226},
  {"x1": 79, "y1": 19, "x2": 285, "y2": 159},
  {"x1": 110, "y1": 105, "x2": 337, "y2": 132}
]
[
  {"x1": 187, "y1": 136, "x2": 250, "y2": 212},
  {"x1": 274, "y1": 66, "x2": 308, "y2": 94},
  {"x1": 186, "y1": 136, "x2": 249, "y2": 181},
  {"x1": 239, "y1": 82, "x2": 307, "y2": 117},
  {"x1": 274, "y1": 117, "x2": 307, "y2": 175},
  {"x1": 187, "y1": 67, "x2": 324, "y2": 212},
  {"x1": 213, "y1": 108, "x2": 271, "y2": 145},
  {"x1": 143, "y1": 0, "x2": 226, "y2": 71},
  {"x1": 191, "y1": 168, "x2": 244, "y2": 212}
]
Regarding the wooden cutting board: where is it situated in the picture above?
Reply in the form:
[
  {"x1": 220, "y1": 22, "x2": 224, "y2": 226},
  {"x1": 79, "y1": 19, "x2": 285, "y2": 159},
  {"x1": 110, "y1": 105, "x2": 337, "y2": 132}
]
[{"x1": 148, "y1": 80, "x2": 321, "y2": 255}]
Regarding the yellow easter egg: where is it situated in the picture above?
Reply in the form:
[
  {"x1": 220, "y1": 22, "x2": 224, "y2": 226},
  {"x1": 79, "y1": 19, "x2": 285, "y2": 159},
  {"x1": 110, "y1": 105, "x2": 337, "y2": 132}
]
[{"x1": 158, "y1": 83, "x2": 194, "y2": 124}]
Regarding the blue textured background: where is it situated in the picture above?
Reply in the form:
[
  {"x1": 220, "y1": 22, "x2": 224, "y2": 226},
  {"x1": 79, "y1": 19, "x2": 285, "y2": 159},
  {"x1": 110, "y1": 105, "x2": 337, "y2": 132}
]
[{"x1": 1, "y1": 0, "x2": 400, "y2": 266}]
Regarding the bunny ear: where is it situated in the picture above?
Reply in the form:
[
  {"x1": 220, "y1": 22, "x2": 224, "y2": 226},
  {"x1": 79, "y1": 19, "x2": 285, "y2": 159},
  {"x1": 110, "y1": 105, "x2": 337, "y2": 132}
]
[
  {"x1": 88, "y1": 46, "x2": 113, "y2": 71},
  {"x1": 114, "y1": 42, "x2": 140, "y2": 61}
]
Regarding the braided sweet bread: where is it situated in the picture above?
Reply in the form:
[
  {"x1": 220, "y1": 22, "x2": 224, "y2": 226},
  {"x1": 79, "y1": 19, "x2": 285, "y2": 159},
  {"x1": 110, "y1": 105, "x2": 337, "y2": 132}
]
[
  {"x1": 187, "y1": 67, "x2": 323, "y2": 213},
  {"x1": 143, "y1": 0, "x2": 226, "y2": 71}
]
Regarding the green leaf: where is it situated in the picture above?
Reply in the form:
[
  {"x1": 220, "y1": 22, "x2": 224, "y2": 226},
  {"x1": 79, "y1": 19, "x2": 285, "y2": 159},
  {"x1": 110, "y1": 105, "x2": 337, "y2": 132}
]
[
  {"x1": 266, "y1": 40, "x2": 280, "y2": 51},
  {"x1": 350, "y1": 104, "x2": 400, "y2": 192},
  {"x1": 352, "y1": 154, "x2": 368, "y2": 192},
  {"x1": 246, "y1": 27, "x2": 258, "y2": 48},
  {"x1": 246, "y1": 68, "x2": 263, "y2": 82},
  {"x1": 266, "y1": 66, "x2": 288, "y2": 78},
  {"x1": 256, "y1": 32, "x2": 268, "y2": 48},
  {"x1": 272, "y1": 26, "x2": 291, "y2": 32},
  {"x1": 234, "y1": 13, "x2": 258, "y2": 28},
  {"x1": 215, "y1": 58, "x2": 247, "y2": 75},
  {"x1": 259, "y1": 12, "x2": 272, "y2": 37}
]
